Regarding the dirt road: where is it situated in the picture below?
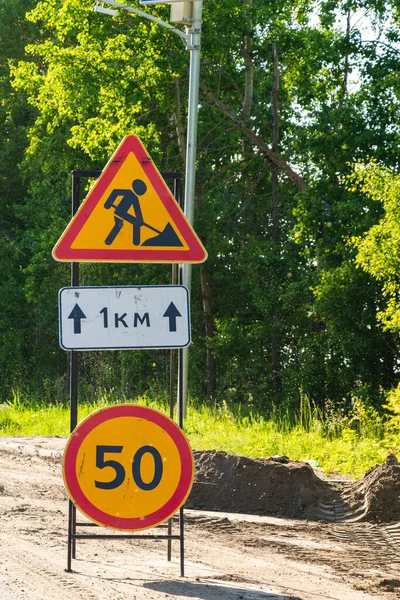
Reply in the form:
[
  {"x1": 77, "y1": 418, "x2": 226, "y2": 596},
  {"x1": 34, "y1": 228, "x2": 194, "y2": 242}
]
[{"x1": 0, "y1": 437, "x2": 399, "y2": 600}]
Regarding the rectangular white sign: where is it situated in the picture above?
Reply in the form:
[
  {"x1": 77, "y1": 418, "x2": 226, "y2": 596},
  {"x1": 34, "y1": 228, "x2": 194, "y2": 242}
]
[{"x1": 59, "y1": 286, "x2": 190, "y2": 351}]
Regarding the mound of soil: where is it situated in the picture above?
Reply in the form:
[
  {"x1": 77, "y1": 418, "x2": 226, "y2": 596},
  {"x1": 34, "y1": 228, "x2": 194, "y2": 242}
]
[
  {"x1": 343, "y1": 454, "x2": 400, "y2": 523},
  {"x1": 187, "y1": 450, "x2": 334, "y2": 520},
  {"x1": 1, "y1": 438, "x2": 399, "y2": 523},
  {"x1": 187, "y1": 451, "x2": 400, "y2": 523}
]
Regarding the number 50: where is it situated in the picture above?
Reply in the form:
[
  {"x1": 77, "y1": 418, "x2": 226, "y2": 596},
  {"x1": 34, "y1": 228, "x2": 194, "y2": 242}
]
[{"x1": 94, "y1": 445, "x2": 163, "y2": 491}]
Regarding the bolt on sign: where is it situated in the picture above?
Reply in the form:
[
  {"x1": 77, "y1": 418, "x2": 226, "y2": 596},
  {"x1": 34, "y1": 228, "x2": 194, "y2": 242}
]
[
  {"x1": 63, "y1": 404, "x2": 194, "y2": 530},
  {"x1": 52, "y1": 135, "x2": 207, "y2": 264}
]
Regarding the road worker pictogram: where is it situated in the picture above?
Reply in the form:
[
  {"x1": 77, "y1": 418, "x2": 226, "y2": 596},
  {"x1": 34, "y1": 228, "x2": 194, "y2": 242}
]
[
  {"x1": 103, "y1": 178, "x2": 182, "y2": 248},
  {"x1": 52, "y1": 135, "x2": 207, "y2": 263}
]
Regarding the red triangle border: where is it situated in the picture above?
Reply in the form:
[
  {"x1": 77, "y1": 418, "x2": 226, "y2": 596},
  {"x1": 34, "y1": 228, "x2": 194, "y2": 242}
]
[{"x1": 52, "y1": 135, "x2": 207, "y2": 264}]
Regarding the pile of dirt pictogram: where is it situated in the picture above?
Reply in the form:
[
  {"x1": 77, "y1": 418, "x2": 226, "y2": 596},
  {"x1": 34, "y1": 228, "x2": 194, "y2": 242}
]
[{"x1": 187, "y1": 451, "x2": 400, "y2": 523}]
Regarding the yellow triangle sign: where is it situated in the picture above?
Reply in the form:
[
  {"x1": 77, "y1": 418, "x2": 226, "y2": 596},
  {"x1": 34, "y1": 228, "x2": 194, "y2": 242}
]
[{"x1": 52, "y1": 135, "x2": 207, "y2": 263}]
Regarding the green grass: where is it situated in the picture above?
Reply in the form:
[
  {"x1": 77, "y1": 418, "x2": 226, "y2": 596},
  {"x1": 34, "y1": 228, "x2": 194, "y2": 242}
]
[
  {"x1": 185, "y1": 401, "x2": 399, "y2": 479},
  {"x1": 0, "y1": 392, "x2": 399, "y2": 479}
]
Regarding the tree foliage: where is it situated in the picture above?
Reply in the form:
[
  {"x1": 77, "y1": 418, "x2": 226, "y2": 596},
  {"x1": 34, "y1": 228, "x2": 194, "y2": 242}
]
[
  {"x1": 351, "y1": 162, "x2": 400, "y2": 333},
  {"x1": 1, "y1": 0, "x2": 400, "y2": 411}
]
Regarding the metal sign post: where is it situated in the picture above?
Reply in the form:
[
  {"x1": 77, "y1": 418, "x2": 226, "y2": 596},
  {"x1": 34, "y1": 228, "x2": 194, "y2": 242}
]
[{"x1": 181, "y1": 0, "x2": 203, "y2": 416}]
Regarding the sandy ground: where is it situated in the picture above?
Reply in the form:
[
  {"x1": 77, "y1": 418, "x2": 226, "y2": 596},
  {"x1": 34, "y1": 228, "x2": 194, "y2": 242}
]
[{"x1": 0, "y1": 437, "x2": 399, "y2": 600}]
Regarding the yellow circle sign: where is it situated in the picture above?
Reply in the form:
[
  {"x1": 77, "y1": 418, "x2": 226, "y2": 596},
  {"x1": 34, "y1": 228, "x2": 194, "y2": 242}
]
[{"x1": 63, "y1": 405, "x2": 194, "y2": 530}]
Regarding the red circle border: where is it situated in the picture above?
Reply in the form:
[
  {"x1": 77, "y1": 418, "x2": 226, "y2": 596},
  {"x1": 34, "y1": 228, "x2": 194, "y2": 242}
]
[{"x1": 63, "y1": 404, "x2": 194, "y2": 530}]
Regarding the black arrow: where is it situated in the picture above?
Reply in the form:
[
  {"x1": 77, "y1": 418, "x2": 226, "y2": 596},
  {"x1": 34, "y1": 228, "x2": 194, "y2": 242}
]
[
  {"x1": 68, "y1": 304, "x2": 86, "y2": 334},
  {"x1": 163, "y1": 302, "x2": 182, "y2": 332}
]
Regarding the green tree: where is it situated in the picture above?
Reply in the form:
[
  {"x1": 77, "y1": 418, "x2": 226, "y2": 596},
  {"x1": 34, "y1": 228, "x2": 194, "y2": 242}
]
[
  {"x1": 4, "y1": 0, "x2": 400, "y2": 411},
  {"x1": 351, "y1": 163, "x2": 400, "y2": 333},
  {"x1": 0, "y1": 0, "x2": 40, "y2": 396}
]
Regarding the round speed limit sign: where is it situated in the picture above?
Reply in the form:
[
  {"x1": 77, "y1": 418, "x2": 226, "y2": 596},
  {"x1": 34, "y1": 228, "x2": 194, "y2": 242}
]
[{"x1": 62, "y1": 404, "x2": 194, "y2": 530}]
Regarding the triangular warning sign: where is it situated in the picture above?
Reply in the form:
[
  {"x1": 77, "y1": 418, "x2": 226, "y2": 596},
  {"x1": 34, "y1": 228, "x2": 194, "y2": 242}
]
[{"x1": 52, "y1": 135, "x2": 207, "y2": 264}]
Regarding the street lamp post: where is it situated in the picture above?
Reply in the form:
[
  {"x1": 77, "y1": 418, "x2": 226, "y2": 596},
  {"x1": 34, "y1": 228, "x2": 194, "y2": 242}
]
[
  {"x1": 94, "y1": 0, "x2": 191, "y2": 44},
  {"x1": 181, "y1": 0, "x2": 202, "y2": 416},
  {"x1": 94, "y1": 0, "x2": 202, "y2": 415}
]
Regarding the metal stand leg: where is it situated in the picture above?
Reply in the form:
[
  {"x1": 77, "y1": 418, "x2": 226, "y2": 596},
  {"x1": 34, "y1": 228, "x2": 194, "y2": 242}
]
[
  {"x1": 167, "y1": 518, "x2": 172, "y2": 561},
  {"x1": 72, "y1": 504, "x2": 77, "y2": 559},
  {"x1": 67, "y1": 172, "x2": 81, "y2": 571},
  {"x1": 178, "y1": 341, "x2": 185, "y2": 577},
  {"x1": 180, "y1": 507, "x2": 184, "y2": 577},
  {"x1": 66, "y1": 500, "x2": 74, "y2": 572}
]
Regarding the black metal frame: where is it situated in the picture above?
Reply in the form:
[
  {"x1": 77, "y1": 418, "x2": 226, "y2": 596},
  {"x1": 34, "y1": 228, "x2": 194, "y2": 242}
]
[{"x1": 66, "y1": 169, "x2": 186, "y2": 576}]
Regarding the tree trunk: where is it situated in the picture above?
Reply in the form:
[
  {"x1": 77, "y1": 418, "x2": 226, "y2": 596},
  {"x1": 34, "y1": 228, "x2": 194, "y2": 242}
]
[
  {"x1": 201, "y1": 265, "x2": 217, "y2": 398},
  {"x1": 271, "y1": 43, "x2": 282, "y2": 398},
  {"x1": 336, "y1": 8, "x2": 351, "y2": 128},
  {"x1": 242, "y1": 0, "x2": 254, "y2": 189},
  {"x1": 271, "y1": 43, "x2": 280, "y2": 246},
  {"x1": 173, "y1": 76, "x2": 186, "y2": 166},
  {"x1": 242, "y1": 0, "x2": 253, "y2": 122}
]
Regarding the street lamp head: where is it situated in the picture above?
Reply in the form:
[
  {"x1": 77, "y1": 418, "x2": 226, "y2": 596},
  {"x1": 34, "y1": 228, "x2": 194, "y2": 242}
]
[{"x1": 93, "y1": 2, "x2": 118, "y2": 16}]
